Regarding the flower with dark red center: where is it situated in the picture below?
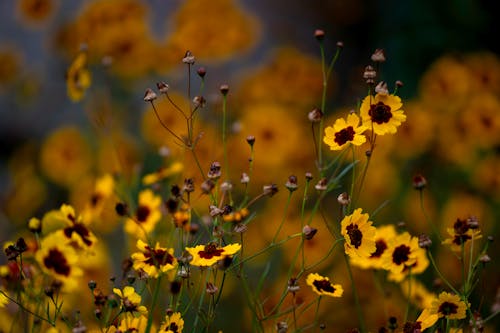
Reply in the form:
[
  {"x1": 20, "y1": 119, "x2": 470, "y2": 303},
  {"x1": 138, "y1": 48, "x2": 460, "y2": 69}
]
[
  {"x1": 324, "y1": 113, "x2": 367, "y2": 151},
  {"x1": 159, "y1": 312, "x2": 184, "y2": 333},
  {"x1": 360, "y1": 93, "x2": 406, "y2": 135},
  {"x1": 382, "y1": 232, "x2": 419, "y2": 274},
  {"x1": 306, "y1": 273, "x2": 343, "y2": 297},
  {"x1": 186, "y1": 243, "x2": 241, "y2": 267},
  {"x1": 430, "y1": 292, "x2": 467, "y2": 319},
  {"x1": 340, "y1": 208, "x2": 376, "y2": 259},
  {"x1": 131, "y1": 239, "x2": 177, "y2": 279},
  {"x1": 442, "y1": 217, "x2": 482, "y2": 252},
  {"x1": 125, "y1": 189, "x2": 162, "y2": 238}
]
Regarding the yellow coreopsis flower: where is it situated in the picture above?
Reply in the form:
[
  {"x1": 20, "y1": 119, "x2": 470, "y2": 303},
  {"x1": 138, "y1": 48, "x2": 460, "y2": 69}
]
[
  {"x1": 66, "y1": 50, "x2": 91, "y2": 102},
  {"x1": 430, "y1": 292, "x2": 467, "y2": 320},
  {"x1": 350, "y1": 224, "x2": 396, "y2": 270},
  {"x1": 131, "y1": 239, "x2": 177, "y2": 279},
  {"x1": 0, "y1": 290, "x2": 8, "y2": 308},
  {"x1": 142, "y1": 162, "x2": 184, "y2": 185},
  {"x1": 360, "y1": 93, "x2": 406, "y2": 135},
  {"x1": 442, "y1": 217, "x2": 482, "y2": 252},
  {"x1": 186, "y1": 243, "x2": 241, "y2": 267},
  {"x1": 306, "y1": 273, "x2": 343, "y2": 298},
  {"x1": 113, "y1": 286, "x2": 148, "y2": 315},
  {"x1": 381, "y1": 232, "x2": 419, "y2": 275},
  {"x1": 323, "y1": 113, "x2": 367, "y2": 150},
  {"x1": 158, "y1": 312, "x2": 184, "y2": 333},
  {"x1": 340, "y1": 208, "x2": 376, "y2": 259},
  {"x1": 124, "y1": 189, "x2": 162, "y2": 238}
]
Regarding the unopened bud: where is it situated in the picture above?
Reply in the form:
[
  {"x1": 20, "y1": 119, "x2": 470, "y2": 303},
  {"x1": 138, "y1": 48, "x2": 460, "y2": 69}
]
[
  {"x1": 336, "y1": 41, "x2": 344, "y2": 48},
  {"x1": 303, "y1": 225, "x2": 318, "y2": 240},
  {"x1": 263, "y1": 184, "x2": 279, "y2": 197},
  {"x1": 143, "y1": 88, "x2": 157, "y2": 102},
  {"x1": 234, "y1": 223, "x2": 248, "y2": 233},
  {"x1": 337, "y1": 192, "x2": 350, "y2": 206},
  {"x1": 183, "y1": 178, "x2": 195, "y2": 193},
  {"x1": 156, "y1": 81, "x2": 169, "y2": 94},
  {"x1": 240, "y1": 172, "x2": 250, "y2": 184},
  {"x1": 285, "y1": 175, "x2": 298, "y2": 192},
  {"x1": 308, "y1": 108, "x2": 323, "y2": 122},
  {"x1": 375, "y1": 81, "x2": 389, "y2": 95},
  {"x1": 315, "y1": 177, "x2": 328, "y2": 191},
  {"x1": 219, "y1": 84, "x2": 229, "y2": 96},
  {"x1": 418, "y1": 234, "x2": 432, "y2": 249},
  {"x1": 363, "y1": 65, "x2": 377, "y2": 84},
  {"x1": 28, "y1": 217, "x2": 41, "y2": 233},
  {"x1": 412, "y1": 174, "x2": 427, "y2": 190},
  {"x1": 207, "y1": 161, "x2": 222, "y2": 179},
  {"x1": 220, "y1": 181, "x2": 233, "y2": 193},
  {"x1": 314, "y1": 29, "x2": 325, "y2": 41},
  {"x1": 197, "y1": 67, "x2": 206, "y2": 78},
  {"x1": 371, "y1": 49, "x2": 386, "y2": 63},
  {"x1": 193, "y1": 95, "x2": 206, "y2": 108},
  {"x1": 287, "y1": 278, "x2": 300, "y2": 294},
  {"x1": 201, "y1": 179, "x2": 215, "y2": 194},
  {"x1": 246, "y1": 135, "x2": 255, "y2": 146},
  {"x1": 276, "y1": 321, "x2": 288, "y2": 333},
  {"x1": 305, "y1": 172, "x2": 313, "y2": 182},
  {"x1": 466, "y1": 216, "x2": 479, "y2": 229},
  {"x1": 115, "y1": 202, "x2": 128, "y2": 216},
  {"x1": 479, "y1": 254, "x2": 491, "y2": 264},
  {"x1": 182, "y1": 50, "x2": 195, "y2": 64},
  {"x1": 395, "y1": 80, "x2": 404, "y2": 88}
]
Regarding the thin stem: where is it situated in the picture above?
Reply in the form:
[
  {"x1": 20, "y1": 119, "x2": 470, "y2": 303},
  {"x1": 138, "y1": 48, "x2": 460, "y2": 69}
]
[
  {"x1": 145, "y1": 276, "x2": 163, "y2": 333},
  {"x1": 150, "y1": 101, "x2": 185, "y2": 144},
  {"x1": 272, "y1": 191, "x2": 293, "y2": 244},
  {"x1": 343, "y1": 253, "x2": 366, "y2": 333},
  {"x1": 419, "y1": 189, "x2": 441, "y2": 242},
  {"x1": 221, "y1": 94, "x2": 229, "y2": 180},
  {"x1": 427, "y1": 251, "x2": 460, "y2": 294},
  {"x1": 313, "y1": 296, "x2": 322, "y2": 332}
]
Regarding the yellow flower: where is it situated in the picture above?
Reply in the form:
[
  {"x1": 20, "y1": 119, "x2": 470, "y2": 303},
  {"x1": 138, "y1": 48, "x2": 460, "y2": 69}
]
[
  {"x1": 350, "y1": 224, "x2": 396, "y2": 270},
  {"x1": 16, "y1": 0, "x2": 57, "y2": 26},
  {"x1": 340, "y1": 208, "x2": 376, "y2": 259},
  {"x1": 113, "y1": 286, "x2": 148, "y2": 315},
  {"x1": 131, "y1": 239, "x2": 177, "y2": 279},
  {"x1": 381, "y1": 232, "x2": 419, "y2": 275},
  {"x1": 430, "y1": 292, "x2": 467, "y2": 320},
  {"x1": 323, "y1": 113, "x2": 367, "y2": 150},
  {"x1": 442, "y1": 218, "x2": 482, "y2": 252},
  {"x1": 66, "y1": 50, "x2": 91, "y2": 102},
  {"x1": 35, "y1": 232, "x2": 83, "y2": 291},
  {"x1": 186, "y1": 243, "x2": 241, "y2": 267},
  {"x1": 159, "y1": 312, "x2": 184, "y2": 333},
  {"x1": 143, "y1": 162, "x2": 184, "y2": 185},
  {"x1": 80, "y1": 174, "x2": 116, "y2": 225},
  {"x1": 400, "y1": 278, "x2": 436, "y2": 310},
  {"x1": 0, "y1": 290, "x2": 8, "y2": 308},
  {"x1": 360, "y1": 93, "x2": 406, "y2": 135},
  {"x1": 306, "y1": 273, "x2": 343, "y2": 298},
  {"x1": 124, "y1": 189, "x2": 163, "y2": 238},
  {"x1": 0, "y1": 48, "x2": 21, "y2": 87},
  {"x1": 416, "y1": 308, "x2": 439, "y2": 331},
  {"x1": 388, "y1": 245, "x2": 429, "y2": 282},
  {"x1": 116, "y1": 313, "x2": 150, "y2": 333},
  {"x1": 39, "y1": 126, "x2": 93, "y2": 188}
]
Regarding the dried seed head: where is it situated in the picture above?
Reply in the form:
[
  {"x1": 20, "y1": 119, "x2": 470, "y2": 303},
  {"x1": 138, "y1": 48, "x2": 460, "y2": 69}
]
[
  {"x1": 418, "y1": 234, "x2": 432, "y2": 249},
  {"x1": 234, "y1": 223, "x2": 248, "y2": 233},
  {"x1": 375, "y1": 81, "x2": 389, "y2": 95},
  {"x1": 220, "y1": 84, "x2": 229, "y2": 95},
  {"x1": 126, "y1": 274, "x2": 136, "y2": 285},
  {"x1": 88, "y1": 280, "x2": 97, "y2": 291},
  {"x1": 336, "y1": 41, "x2": 344, "y2": 48},
  {"x1": 143, "y1": 88, "x2": 157, "y2": 102},
  {"x1": 115, "y1": 202, "x2": 128, "y2": 216},
  {"x1": 479, "y1": 254, "x2": 491, "y2": 264},
  {"x1": 177, "y1": 266, "x2": 189, "y2": 278},
  {"x1": 276, "y1": 321, "x2": 288, "y2": 333},
  {"x1": 201, "y1": 179, "x2": 215, "y2": 194},
  {"x1": 315, "y1": 177, "x2": 328, "y2": 191},
  {"x1": 183, "y1": 178, "x2": 195, "y2": 193},
  {"x1": 337, "y1": 192, "x2": 351, "y2": 206},
  {"x1": 193, "y1": 95, "x2": 206, "y2": 108},
  {"x1": 246, "y1": 135, "x2": 255, "y2": 146},
  {"x1": 303, "y1": 225, "x2": 318, "y2": 240},
  {"x1": 207, "y1": 161, "x2": 222, "y2": 179},
  {"x1": 197, "y1": 67, "x2": 206, "y2": 78},
  {"x1": 314, "y1": 29, "x2": 325, "y2": 41},
  {"x1": 396, "y1": 80, "x2": 404, "y2": 88},
  {"x1": 287, "y1": 278, "x2": 300, "y2": 294},
  {"x1": 158, "y1": 146, "x2": 170, "y2": 157},
  {"x1": 222, "y1": 205, "x2": 233, "y2": 215},
  {"x1": 285, "y1": 175, "x2": 298, "y2": 192},
  {"x1": 308, "y1": 107, "x2": 323, "y2": 122},
  {"x1": 466, "y1": 216, "x2": 479, "y2": 229},
  {"x1": 371, "y1": 48, "x2": 386, "y2": 63},
  {"x1": 305, "y1": 172, "x2": 313, "y2": 182},
  {"x1": 220, "y1": 181, "x2": 233, "y2": 193},
  {"x1": 156, "y1": 81, "x2": 169, "y2": 94},
  {"x1": 412, "y1": 174, "x2": 427, "y2": 190},
  {"x1": 182, "y1": 50, "x2": 195, "y2": 64},
  {"x1": 240, "y1": 172, "x2": 250, "y2": 184},
  {"x1": 365, "y1": 150, "x2": 372, "y2": 157},
  {"x1": 363, "y1": 65, "x2": 377, "y2": 84},
  {"x1": 263, "y1": 183, "x2": 279, "y2": 197}
]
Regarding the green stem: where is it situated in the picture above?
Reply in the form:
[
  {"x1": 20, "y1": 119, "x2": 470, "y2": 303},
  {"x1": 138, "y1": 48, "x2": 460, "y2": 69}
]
[
  {"x1": 271, "y1": 191, "x2": 293, "y2": 244},
  {"x1": 222, "y1": 94, "x2": 229, "y2": 180},
  {"x1": 427, "y1": 251, "x2": 459, "y2": 294},
  {"x1": 145, "y1": 276, "x2": 163, "y2": 333},
  {"x1": 343, "y1": 253, "x2": 366, "y2": 333}
]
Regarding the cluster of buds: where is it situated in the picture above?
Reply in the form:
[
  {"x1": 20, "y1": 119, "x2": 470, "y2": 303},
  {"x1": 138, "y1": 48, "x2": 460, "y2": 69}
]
[
  {"x1": 5, "y1": 237, "x2": 28, "y2": 261},
  {"x1": 363, "y1": 65, "x2": 377, "y2": 85}
]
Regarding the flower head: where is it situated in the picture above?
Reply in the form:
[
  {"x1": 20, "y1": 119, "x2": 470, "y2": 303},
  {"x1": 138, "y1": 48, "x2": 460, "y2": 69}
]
[
  {"x1": 360, "y1": 93, "x2": 406, "y2": 135},
  {"x1": 66, "y1": 50, "x2": 91, "y2": 102},
  {"x1": 430, "y1": 292, "x2": 467, "y2": 320},
  {"x1": 381, "y1": 232, "x2": 420, "y2": 275},
  {"x1": 186, "y1": 243, "x2": 241, "y2": 267},
  {"x1": 442, "y1": 217, "x2": 482, "y2": 252},
  {"x1": 113, "y1": 286, "x2": 148, "y2": 315},
  {"x1": 323, "y1": 113, "x2": 367, "y2": 150},
  {"x1": 350, "y1": 224, "x2": 396, "y2": 270},
  {"x1": 340, "y1": 208, "x2": 376, "y2": 259},
  {"x1": 306, "y1": 273, "x2": 343, "y2": 297},
  {"x1": 159, "y1": 312, "x2": 184, "y2": 333},
  {"x1": 131, "y1": 239, "x2": 177, "y2": 279},
  {"x1": 124, "y1": 189, "x2": 162, "y2": 238}
]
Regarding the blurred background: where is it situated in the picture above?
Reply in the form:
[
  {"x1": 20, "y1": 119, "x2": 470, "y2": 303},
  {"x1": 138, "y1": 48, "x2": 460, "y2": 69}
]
[{"x1": 0, "y1": 0, "x2": 499, "y2": 331}]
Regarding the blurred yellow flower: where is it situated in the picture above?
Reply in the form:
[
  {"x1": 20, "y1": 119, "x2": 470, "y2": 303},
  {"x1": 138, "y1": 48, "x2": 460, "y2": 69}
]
[
  {"x1": 143, "y1": 162, "x2": 184, "y2": 186},
  {"x1": 163, "y1": 0, "x2": 259, "y2": 63},
  {"x1": 306, "y1": 273, "x2": 343, "y2": 298},
  {"x1": 39, "y1": 126, "x2": 93, "y2": 188},
  {"x1": 381, "y1": 232, "x2": 419, "y2": 275},
  {"x1": 323, "y1": 113, "x2": 367, "y2": 150},
  {"x1": 388, "y1": 244, "x2": 428, "y2": 282},
  {"x1": 350, "y1": 224, "x2": 396, "y2": 270},
  {"x1": 16, "y1": 0, "x2": 58, "y2": 26},
  {"x1": 400, "y1": 278, "x2": 435, "y2": 310},
  {"x1": 0, "y1": 48, "x2": 22, "y2": 88},
  {"x1": 340, "y1": 208, "x2": 376, "y2": 259},
  {"x1": 186, "y1": 243, "x2": 241, "y2": 267},
  {"x1": 66, "y1": 50, "x2": 91, "y2": 102},
  {"x1": 0, "y1": 290, "x2": 8, "y2": 308},
  {"x1": 360, "y1": 93, "x2": 406, "y2": 135},
  {"x1": 416, "y1": 308, "x2": 438, "y2": 331},
  {"x1": 113, "y1": 286, "x2": 148, "y2": 315},
  {"x1": 442, "y1": 217, "x2": 482, "y2": 252},
  {"x1": 124, "y1": 189, "x2": 163, "y2": 238},
  {"x1": 159, "y1": 312, "x2": 184, "y2": 333}
]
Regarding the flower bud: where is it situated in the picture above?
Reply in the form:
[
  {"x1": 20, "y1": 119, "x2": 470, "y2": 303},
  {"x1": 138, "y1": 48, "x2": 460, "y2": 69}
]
[
  {"x1": 308, "y1": 108, "x2": 323, "y2": 122},
  {"x1": 182, "y1": 50, "x2": 195, "y2": 64},
  {"x1": 314, "y1": 29, "x2": 325, "y2": 41},
  {"x1": 143, "y1": 88, "x2": 157, "y2": 102},
  {"x1": 371, "y1": 49, "x2": 386, "y2": 63}
]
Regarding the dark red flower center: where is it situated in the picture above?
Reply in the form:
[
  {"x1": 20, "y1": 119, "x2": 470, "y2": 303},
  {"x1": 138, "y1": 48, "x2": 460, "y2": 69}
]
[
  {"x1": 313, "y1": 279, "x2": 336, "y2": 294},
  {"x1": 438, "y1": 301, "x2": 458, "y2": 316},
  {"x1": 392, "y1": 245, "x2": 411, "y2": 265},
  {"x1": 136, "y1": 205, "x2": 151, "y2": 222},
  {"x1": 334, "y1": 126, "x2": 355, "y2": 146},
  {"x1": 453, "y1": 218, "x2": 469, "y2": 235},
  {"x1": 199, "y1": 243, "x2": 224, "y2": 259},
  {"x1": 64, "y1": 223, "x2": 93, "y2": 246},
  {"x1": 346, "y1": 223, "x2": 363, "y2": 248},
  {"x1": 369, "y1": 102, "x2": 392, "y2": 124},
  {"x1": 168, "y1": 323, "x2": 179, "y2": 333},
  {"x1": 144, "y1": 247, "x2": 174, "y2": 266},
  {"x1": 43, "y1": 249, "x2": 70, "y2": 276},
  {"x1": 370, "y1": 239, "x2": 387, "y2": 258}
]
